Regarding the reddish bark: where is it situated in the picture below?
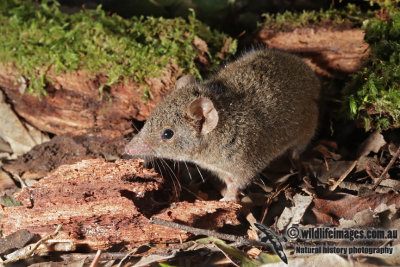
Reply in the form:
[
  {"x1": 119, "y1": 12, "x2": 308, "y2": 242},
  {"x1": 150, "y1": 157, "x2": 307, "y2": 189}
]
[
  {"x1": 0, "y1": 63, "x2": 180, "y2": 137},
  {"x1": 0, "y1": 159, "x2": 241, "y2": 250},
  {"x1": 257, "y1": 27, "x2": 369, "y2": 78}
]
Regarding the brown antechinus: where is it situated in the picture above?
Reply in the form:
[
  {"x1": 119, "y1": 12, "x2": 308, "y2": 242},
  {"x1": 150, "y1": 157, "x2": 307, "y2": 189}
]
[{"x1": 125, "y1": 49, "x2": 320, "y2": 201}]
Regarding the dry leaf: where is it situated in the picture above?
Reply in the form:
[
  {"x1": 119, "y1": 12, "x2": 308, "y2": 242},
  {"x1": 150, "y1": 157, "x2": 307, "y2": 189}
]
[
  {"x1": 277, "y1": 194, "x2": 313, "y2": 231},
  {"x1": 310, "y1": 193, "x2": 400, "y2": 225},
  {"x1": 357, "y1": 131, "x2": 386, "y2": 157}
]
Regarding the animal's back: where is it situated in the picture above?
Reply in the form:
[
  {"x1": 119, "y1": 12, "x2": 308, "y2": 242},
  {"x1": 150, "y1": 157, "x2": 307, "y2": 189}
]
[
  {"x1": 213, "y1": 49, "x2": 319, "y2": 107},
  {"x1": 199, "y1": 49, "x2": 320, "y2": 174}
]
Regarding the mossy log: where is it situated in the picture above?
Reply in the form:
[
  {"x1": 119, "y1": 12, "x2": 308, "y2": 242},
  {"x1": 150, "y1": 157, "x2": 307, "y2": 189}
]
[{"x1": 0, "y1": 63, "x2": 180, "y2": 137}]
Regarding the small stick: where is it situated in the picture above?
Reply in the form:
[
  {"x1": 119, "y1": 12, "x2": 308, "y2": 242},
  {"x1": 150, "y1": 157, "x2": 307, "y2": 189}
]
[
  {"x1": 116, "y1": 248, "x2": 138, "y2": 267},
  {"x1": 150, "y1": 217, "x2": 267, "y2": 248},
  {"x1": 2, "y1": 224, "x2": 62, "y2": 264},
  {"x1": 261, "y1": 183, "x2": 290, "y2": 224},
  {"x1": 89, "y1": 250, "x2": 102, "y2": 267},
  {"x1": 214, "y1": 245, "x2": 240, "y2": 267},
  {"x1": 60, "y1": 252, "x2": 136, "y2": 261},
  {"x1": 329, "y1": 160, "x2": 358, "y2": 191},
  {"x1": 14, "y1": 174, "x2": 28, "y2": 188},
  {"x1": 372, "y1": 146, "x2": 400, "y2": 190}
]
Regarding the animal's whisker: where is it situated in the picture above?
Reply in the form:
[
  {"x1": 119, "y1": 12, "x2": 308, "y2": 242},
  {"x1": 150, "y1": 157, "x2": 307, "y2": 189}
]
[
  {"x1": 258, "y1": 175, "x2": 266, "y2": 186},
  {"x1": 161, "y1": 158, "x2": 181, "y2": 191},
  {"x1": 184, "y1": 161, "x2": 193, "y2": 181},
  {"x1": 149, "y1": 157, "x2": 155, "y2": 170},
  {"x1": 131, "y1": 121, "x2": 139, "y2": 133},
  {"x1": 195, "y1": 164, "x2": 205, "y2": 183},
  {"x1": 154, "y1": 160, "x2": 164, "y2": 179},
  {"x1": 158, "y1": 159, "x2": 179, "y2": 199}
]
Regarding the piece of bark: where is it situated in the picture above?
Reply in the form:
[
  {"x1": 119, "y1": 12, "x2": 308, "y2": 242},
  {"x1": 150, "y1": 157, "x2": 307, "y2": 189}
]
[
  {"x1": 0, "y1": 90, "x2": 49, "y2": 156},
  {"x1": 0, "y1": 62, "x2": 180, "y2": 137},
  {"x1": 0, "y1": 229, "x2": 36, "y2": 254},
  {"x1": 2, "y1": 134, "x2": 128, "y2": 179},
  {"x1": 256, "y1": 26, "x2": 369, "y2": 78},
  {"x1": 0, "y1": 159, "x2": 241, "y2": 250}
]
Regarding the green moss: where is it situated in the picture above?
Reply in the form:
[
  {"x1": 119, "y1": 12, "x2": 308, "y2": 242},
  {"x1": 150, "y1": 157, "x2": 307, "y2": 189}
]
[
  {"x1": 0, "y1": 0, "x2": 237, "y2": 97},
  {"x1": 343, "y1": 8, "x2": 400, "y2": 131},
  {"x1": 261, "y1": 4, "x2": 374, "y2": 30}
]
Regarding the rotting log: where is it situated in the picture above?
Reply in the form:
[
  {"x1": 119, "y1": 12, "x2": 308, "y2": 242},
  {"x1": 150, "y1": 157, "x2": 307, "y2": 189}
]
[
  {"x1": 0, "y1": 159, "x2": 241, "y2": 250},
  {"x1": 0, "y1": 62, "x2": 180, "y2": 137},
  {"x1": 2, "y1": 134, "x2": 128, "y2": 180},
  {"x1": 256, "y1": 27, "x2": 369, "y2": 78}
]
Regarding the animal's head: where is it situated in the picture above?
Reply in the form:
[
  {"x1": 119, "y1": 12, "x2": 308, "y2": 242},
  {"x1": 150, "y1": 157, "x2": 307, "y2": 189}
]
[{"x1": 125, "y1": 75, "x2": 219, "y2": 161}]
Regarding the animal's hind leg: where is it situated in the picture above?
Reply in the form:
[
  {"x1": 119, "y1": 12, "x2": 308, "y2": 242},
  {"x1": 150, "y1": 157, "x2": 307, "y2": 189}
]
[{"x1": 288, "y1": 128, "x2": 316, "y2": 170}]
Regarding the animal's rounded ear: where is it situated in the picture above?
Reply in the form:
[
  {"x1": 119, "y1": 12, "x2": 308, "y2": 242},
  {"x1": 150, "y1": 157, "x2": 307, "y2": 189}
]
[
  {"x1": 175, "y1": 75, "x2": 195, "y2": 90},
  {"x1": 187, "y1": 97, "x2": 218, "y2": 135}
]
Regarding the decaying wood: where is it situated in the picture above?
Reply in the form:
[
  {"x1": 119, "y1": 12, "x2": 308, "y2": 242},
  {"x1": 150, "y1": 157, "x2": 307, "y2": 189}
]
[
  {"x1": 0, "y1": 159, "x2": 241, "y2": 250},
  {"x1": 2, "y1": 134, "x2": 127, "y2": 180},
  {"x1": 257, "y1": 27, "x2": 369, "y2": 77},
  {"x1": 0, "y1": 62, "x2": 180, "y2": 137}
]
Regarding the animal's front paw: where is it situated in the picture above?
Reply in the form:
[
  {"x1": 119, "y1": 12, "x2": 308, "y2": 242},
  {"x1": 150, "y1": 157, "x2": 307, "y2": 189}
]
[
  {"x1": 220, "y1": 182, "x2": 240, "y2": 202},
  {"x1": 219, "y1": 191, "x2": 239, "y2": 202}
]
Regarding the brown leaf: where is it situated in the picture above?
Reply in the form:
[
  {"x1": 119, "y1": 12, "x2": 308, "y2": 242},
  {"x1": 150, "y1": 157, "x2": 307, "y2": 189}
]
[{"x1": 311, "y1": 193, "x2": 400, "y2": 225}]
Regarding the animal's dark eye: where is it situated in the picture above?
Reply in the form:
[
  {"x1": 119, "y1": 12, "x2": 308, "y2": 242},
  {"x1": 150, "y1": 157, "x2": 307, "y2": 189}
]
[{"x1": 161, "y1": 128, "x2": 174, "y2": 140}]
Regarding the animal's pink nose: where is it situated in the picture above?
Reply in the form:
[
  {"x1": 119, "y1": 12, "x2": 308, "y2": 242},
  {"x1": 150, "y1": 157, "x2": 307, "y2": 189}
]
[{"x1": 125, "y1": 142, "x2": 151, "y2": 155}]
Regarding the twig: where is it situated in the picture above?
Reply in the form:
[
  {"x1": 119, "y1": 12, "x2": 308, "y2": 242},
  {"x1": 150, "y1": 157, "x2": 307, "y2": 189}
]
[
  {"x1": 261, "y1": 183, "x2": 290, "y2": 224},
  {"x1": 329, "y1": 160, "x2": 358, "y2": 191},
  {"x1": 116, "y1": 248, "x2": 138, "y2": 267},
  {"x1": 214, "y1": 245, "x2": 240, "y2": 267},
  {"x1": 2, "y1": 224, "x2": 62, "y2": 264},
  {"x1": 14, "y1": 174, "x2": 27, "y2": 188},
  {"x1": 372, "y1": 146, "x2": 400, "y2": 190},
  {"x1": 150, "y1": 217, "x2": 268, "y2": 248},
  {"x1": 60, "y1": 252, "x2": 133, "y2": 261},
  {"x1": 89, "y1": 250, "x2": 102, "y2": 267}
]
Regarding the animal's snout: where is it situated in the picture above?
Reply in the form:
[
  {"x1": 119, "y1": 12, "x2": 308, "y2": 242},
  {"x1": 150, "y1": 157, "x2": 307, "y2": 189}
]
[{"x1": 124, "y1": 142, "x2": 151, "y2": 155}]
